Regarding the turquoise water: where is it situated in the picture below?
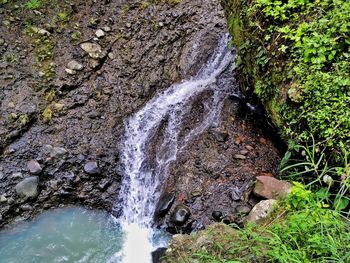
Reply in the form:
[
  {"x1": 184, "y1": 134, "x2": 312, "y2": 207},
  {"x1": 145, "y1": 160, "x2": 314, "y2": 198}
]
[{"x1": 0, "y1": 207, "x2": 123, "y2": 263}]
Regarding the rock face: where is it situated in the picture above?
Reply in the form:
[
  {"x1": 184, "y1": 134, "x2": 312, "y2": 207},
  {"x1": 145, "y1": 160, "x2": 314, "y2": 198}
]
[
  {"x1": 253, "y1": 176, "x2": 292, "y2": 199},
  {"x1": 247, "y1": 199, "x2": 277, "y2": 224},
  {"x1": 0, "y1": 0, "x2": 282, "y2": 229},
  {"x1": 15, "y1": 177, "x2": 39, "y2": 199}
]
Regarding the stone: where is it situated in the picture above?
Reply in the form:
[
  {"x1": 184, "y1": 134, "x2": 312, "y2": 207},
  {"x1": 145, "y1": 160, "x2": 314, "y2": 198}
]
[
  {"x1": 80, "y1": 42, "x2": 105, "y2": 59},
  {"x1": 50, "y1": 147, "x2": 68, "y2": 158},
  {"x1": 15, "y1": 176, "x2": 39, "y2": 199},
  {"x1": 0, "y1": 38, "x2": 4, "y2": 46},
  {"x1": 247, "y1": 199, "x2": 277, "y2": 224},
  {"x1": 235, "y1": 205, "x2": 252, "y2": 215},
  {"x1": 0, "y1": 195, "x2": 7, "y2": 203},
  {"x1": 152, "y1": 247, "x2": 167, "y2": 263},
  {"x1": 102, "y1": 26, "x2": 111, "y2": 32},
  {"x1": 10, "y1": 172, "x2": 23, "y2": 180},
  {"x1": 239, "y1": 150, "x2": 249, "y2": 155},
  {"x1": 234, "y1": 154, "x2": 246, "y2": 160},
  {"x1": 155, "y1": 192, "x2": 175, "y2": 217},
  {"x1": 27, "y1": 160, "x2": 42, "y2": 175},
  {"x1": 253, "y1": 176, "x2": 292, "y2": 199},
  {"x1": 0, "y1": 172, "x2": 4, "y2": 180},
  {"x1": 67, "y1": 60, "x2": 84, "y2": 71},
  {"x1": 212, "y1": 210, "x2": 223, "y2": 221},
  {"x1": 95, "y1": 29, "x2": 105, "y2": 38},
  {"x1": 83, "y1": 161, "x2": 100, "y2": 175},
  {"x1": 65, "y1": 68, "x2": 76, "y2": 75},
  {"x1": 170, "y1": 205, "x2": 191, "y2": 226}
]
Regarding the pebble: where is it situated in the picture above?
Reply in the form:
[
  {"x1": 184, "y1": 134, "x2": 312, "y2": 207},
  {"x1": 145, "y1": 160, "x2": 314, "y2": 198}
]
[
  {"x1": 27, "y1": 160, "x2": 42, "y2": 175},
  {"x1": 239, "y1": 150, "x2": 249, "y2": 155},
  {"x1": 95, "y1": 29, "x2": 105, "y2": 38},
  {"x1": 67, "y1": 60, "x2": 84, "y2": 71},
  {"x1": 83, "y1": 161, "x2": 100, "y2": 175},
  {"x1": 65, "y1": 68, "x2": 76, "y2": 75},
  {"x1": 0, "y1": 195, "x2": 7, "y2": 203},
  {"x1": 80, "y1": 42, "x2": 104, "y2": 59},
  {"x1": 102, "y1": 26, "x2": 111, "y2": 32},
  {"x1": 212, "y1": 211, "x2": 223, "y2": 221},
  {"x1": 245, "y1": 145, "x2": 254, "y2": 151},
  {"x1": 10, "y1": 172, "x2": 23, "y2": 180},
  {"x1": 234, "y1": 154, "x2": 246, "y2": 160}
]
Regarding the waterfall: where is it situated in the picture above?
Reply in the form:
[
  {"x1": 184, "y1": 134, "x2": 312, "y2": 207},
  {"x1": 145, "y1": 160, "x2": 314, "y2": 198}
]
[{"x1": 109, "y1": 34, "x2": 235, "y2": 263}]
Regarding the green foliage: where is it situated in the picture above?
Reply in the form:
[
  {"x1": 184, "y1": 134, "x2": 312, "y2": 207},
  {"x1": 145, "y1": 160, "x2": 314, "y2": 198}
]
[
  {"x1": 230, "y1": 0, "x2": 350, "y2": 153},
  {"x1": 24, "y1": 0, "x2": 41, "y2": 9},
  {"x1": 281, "y1": 138, "x2": 350, "y2": 215},
  {"x1": 167, "y1": 184, "x2": 350, "y2": 262}
]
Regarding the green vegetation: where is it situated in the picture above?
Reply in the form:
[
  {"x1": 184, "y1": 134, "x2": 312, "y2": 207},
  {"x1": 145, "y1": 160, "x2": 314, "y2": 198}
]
[
  {"x1": 24, "y1": 0, "x2": 41, "y2": 10},
  {"x1": 165, "y1": 184, "x2": 350, "y2": 262},
  {"x1": 226, "y1": 0, "x2": 350, "y2": 153}
]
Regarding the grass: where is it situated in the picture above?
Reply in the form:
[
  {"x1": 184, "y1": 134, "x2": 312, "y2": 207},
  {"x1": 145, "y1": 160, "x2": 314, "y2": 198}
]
[{"x1": 164, "y1": 184, "x2": 350, "y2": 262}]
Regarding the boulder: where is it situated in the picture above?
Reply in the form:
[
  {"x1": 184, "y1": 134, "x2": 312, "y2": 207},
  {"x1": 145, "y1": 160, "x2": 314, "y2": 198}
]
[
  {"x1": 15, "y1": 177, "x2": 39, "y2": 199},
  {"x1": 253, "y1": 176, "x2": 292, "y2": 199},
  {"x1": 155, "y1": 192, "x2": 175, "y2": 217},
  {"x1": 27, "y1": 160, "x2": 42, "y2": 175},
  {"x1": 170, "y1": 205, "x2": 191, "y2": 226},
  {"x1": 246, "y1": 199, "x2": 277, "y2": 224}
]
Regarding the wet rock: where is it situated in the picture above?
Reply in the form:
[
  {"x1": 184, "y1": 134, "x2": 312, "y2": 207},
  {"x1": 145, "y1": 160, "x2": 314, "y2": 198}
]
[
  {"x1": 20, "y1": 204, "x2": 32, "y2": 211},
  {"x1": 67, "y1": 60, "x2": 84, "y2": 71},
  {"x1": 170, "y1": 205, "x2": 191, "y2": 226},
  {"x1": 27, "y1": 160, "x2": 42, "y2": 175},
  {"x1": 234, "y1": 154, "x2": 246, "y2": 160},
  {"x1": 152, "y1": 247, "x2": 167, "y2": 263},
  {"x1": 247, "y1": 199, "x2": 277, "y2": 224},
  {"x1": 235, "y1": 205, "x2": 251, "y2": 215},
  {"x1": 15, "y1": 176, "x2": 39, "y2": 199},
  {"x1": 155, "y1": 192, "x2": 175, "y2": 217},
  {"x1": 212, "y1": 210, "x2": 223, "y2": 221},
  {"x1": 253, "y1": 176, "x2": 292, "y2": 199},
  {"x1": 95, "y1": 29, "x2": 105, "y2": 38},
  {"x1": 80, "y1": 42, "x2": 105, "y2": 59},
  {"x1": 84, "y1": 161, "x2": 100, "y2": 175}
]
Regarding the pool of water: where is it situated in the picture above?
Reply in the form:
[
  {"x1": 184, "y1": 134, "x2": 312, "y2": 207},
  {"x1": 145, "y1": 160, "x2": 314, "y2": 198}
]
[{"x1": 0, "y1": 207, "x2": 124, "y2": 263}]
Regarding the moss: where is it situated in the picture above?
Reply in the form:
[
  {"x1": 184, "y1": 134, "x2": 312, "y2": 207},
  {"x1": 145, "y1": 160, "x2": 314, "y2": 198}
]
[{"x1": 223, "y1": 0, "x2": 350, "y2": 154}]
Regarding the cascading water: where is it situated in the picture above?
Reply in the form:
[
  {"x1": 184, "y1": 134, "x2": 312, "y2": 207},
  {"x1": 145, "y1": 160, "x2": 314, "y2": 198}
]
[{"x1": 110, "y1": 34, "x2": 235, "y2": 263}]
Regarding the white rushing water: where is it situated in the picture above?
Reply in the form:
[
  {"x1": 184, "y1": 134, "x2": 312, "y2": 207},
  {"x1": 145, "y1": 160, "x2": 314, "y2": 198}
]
[{"x1": 111, "y1": 34, "x2": 235, "y2": 263}]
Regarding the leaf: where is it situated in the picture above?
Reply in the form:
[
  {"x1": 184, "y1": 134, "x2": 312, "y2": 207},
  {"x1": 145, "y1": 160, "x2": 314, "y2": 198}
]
[{"x1": 334, "y1": 196, "x2": 349, "y2": 211}]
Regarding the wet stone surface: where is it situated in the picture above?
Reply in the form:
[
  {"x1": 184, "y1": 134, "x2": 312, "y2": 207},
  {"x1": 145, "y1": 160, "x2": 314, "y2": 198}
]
[{"x1": 0, "y1": 0, "x2": 238, "y2": 228}]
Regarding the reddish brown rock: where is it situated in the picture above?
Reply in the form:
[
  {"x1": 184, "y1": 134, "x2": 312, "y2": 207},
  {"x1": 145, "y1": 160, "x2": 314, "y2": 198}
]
[{"x1": 253, "y1": 176, "x2": 292, "y2": 199}]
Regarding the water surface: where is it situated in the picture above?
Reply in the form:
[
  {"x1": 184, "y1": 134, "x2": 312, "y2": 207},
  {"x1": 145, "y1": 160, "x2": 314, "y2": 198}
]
[{"x1": 0, "y1": 207, "x2": 123, "y2": 263}]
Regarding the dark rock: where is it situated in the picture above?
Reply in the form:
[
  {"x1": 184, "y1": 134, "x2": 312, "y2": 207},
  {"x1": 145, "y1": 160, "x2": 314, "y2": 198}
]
[
  {"x1": 253, "y1": 176, "x2": 292, "y2": 199},
  {"x1": 213, "y1": 131, "x2": 229, "y2": 142},
  {"x1": 27, "y1": 160, "x2": 42, "y2": 175},
  {"x1": 83, "y1": 161, "x2": 100, "y2": 175},
  {"x1": 152, "y1": 247, "x2": 167, "y2": 263},
  {"x1": 155, "y1": 192, "x2": 175, "y2": 217},
  {"x1": 212, "y1": 210, "x2": 223, "y2": 221},
  {"x1": 15, "y1": 177, "x2": 39, "y2": 199},
  {"x1": 235, "y1": 205, "x2": 251, "y2": 215},
  {"x1": 170, "y1": 205, "x2": 191, "y2": 226}
]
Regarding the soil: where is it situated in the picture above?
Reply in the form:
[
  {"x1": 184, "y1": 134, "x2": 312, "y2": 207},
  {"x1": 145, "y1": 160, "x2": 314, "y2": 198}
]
[{"x1": 0, "y1": 0, "x2": 282, "y2": 231}]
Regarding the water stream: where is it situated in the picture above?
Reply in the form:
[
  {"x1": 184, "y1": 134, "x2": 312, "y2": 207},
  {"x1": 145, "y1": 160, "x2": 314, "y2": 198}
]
[
  {"x1": 113, "y1": 34, "x2": 234, "y2": 262},
  {"x1": 0, "y1": 35, "x2": 234, "y2": 263}
]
